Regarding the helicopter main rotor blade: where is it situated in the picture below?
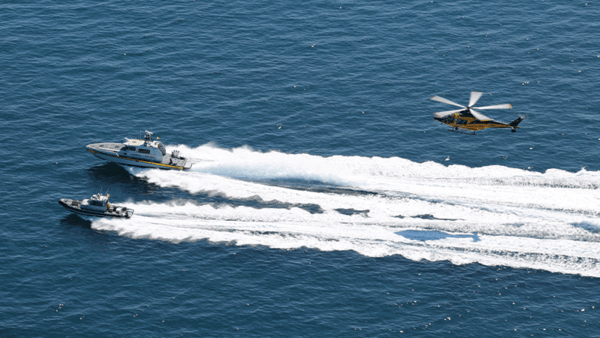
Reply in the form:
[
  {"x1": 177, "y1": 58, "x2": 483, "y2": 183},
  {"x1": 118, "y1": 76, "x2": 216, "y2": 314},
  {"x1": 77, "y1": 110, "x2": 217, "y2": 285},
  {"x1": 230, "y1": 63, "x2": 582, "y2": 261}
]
[
  {"x1": 473, "y1": 103, "x2": 513, "y2": 110},
  {"x1": 469, "y1": 108, "x2": 492, "y2": 121},
  {"x1": 430, "y1": 96, "x2": 465, "y2": 108},
  {"x1": 433, "y1": 109, "x2": 464, "y2": 118},
  {"x1": 468, "y1": 91, "x2": 484, "y2": 107}
]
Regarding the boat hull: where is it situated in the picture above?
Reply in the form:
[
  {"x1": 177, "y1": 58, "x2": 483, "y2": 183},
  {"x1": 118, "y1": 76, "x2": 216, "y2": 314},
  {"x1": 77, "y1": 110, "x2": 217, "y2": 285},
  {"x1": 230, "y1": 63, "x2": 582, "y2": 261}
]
[{"x1": 87, "y1": 148, "x2": 192, "y2": 170}]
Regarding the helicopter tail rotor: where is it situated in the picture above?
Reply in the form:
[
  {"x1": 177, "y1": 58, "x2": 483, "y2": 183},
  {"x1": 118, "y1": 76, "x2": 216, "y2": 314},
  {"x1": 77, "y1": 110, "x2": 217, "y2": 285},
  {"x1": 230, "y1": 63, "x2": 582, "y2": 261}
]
[
  {"x1": 509, "y1": 116, "x2": 524, "y2": 127},
  {"x1": 509, "y1": 116, "x2": 524, "y2": 132}
]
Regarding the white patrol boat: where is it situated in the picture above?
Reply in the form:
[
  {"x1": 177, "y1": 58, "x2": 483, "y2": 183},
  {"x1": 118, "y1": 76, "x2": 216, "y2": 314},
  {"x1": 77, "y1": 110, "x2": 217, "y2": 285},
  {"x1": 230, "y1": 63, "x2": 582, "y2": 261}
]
[
  {"x1": 86, "y1": 131, "x2": 192, "y2": 170},
  {"x1": 59, "y1": 193, "x2": 134, "y2": 218}
]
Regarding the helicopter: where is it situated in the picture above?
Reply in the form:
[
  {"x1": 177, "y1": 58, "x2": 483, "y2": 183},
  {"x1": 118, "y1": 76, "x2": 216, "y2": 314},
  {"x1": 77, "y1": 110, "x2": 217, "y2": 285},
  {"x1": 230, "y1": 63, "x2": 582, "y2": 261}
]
[{"x1": 430, "y1": 91, "x2": 523, "y2": 134}]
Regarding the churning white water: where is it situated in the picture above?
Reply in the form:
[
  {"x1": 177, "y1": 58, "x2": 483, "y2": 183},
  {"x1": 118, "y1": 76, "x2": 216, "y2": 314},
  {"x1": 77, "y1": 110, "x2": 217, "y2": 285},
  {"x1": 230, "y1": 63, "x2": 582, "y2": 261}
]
[{"x1": 93, "y1": 144, "x2": 600, "y2": 276}]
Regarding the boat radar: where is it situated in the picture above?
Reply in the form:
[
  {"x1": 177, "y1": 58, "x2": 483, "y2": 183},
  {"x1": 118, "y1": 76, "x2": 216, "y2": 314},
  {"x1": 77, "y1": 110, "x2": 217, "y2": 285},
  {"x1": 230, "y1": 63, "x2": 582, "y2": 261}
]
[{"x1": 86, "y1": 131, "x2": 192, "y2": 170}]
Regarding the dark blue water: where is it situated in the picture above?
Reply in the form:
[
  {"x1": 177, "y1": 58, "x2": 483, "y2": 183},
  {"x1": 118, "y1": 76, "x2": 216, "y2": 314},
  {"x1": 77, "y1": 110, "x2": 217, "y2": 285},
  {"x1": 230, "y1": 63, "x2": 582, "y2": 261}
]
[{"x1": 2, "y1": 0, "x2": 600, "y2": 336}]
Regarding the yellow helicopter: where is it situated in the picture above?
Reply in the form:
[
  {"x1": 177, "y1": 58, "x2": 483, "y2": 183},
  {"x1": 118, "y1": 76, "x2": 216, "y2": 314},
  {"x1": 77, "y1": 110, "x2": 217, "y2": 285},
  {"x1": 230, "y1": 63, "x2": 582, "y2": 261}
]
[{"x1": 430, "y1": 91, "x2": 523, "y2": 134}]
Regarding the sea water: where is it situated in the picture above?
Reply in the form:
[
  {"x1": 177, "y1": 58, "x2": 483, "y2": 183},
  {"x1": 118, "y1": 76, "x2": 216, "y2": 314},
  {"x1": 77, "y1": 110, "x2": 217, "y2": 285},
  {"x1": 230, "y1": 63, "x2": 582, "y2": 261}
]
[{"x1": 1, "y1": 0, "x2": 599, "y2": 336}]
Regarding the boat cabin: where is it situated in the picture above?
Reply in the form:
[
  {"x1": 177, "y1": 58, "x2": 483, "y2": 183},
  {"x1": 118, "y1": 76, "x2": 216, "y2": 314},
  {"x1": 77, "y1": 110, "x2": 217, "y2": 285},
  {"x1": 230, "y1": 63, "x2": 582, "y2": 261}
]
[
  {"x1": 118, "y1": 139, "x2": 166, "y2": 162},
  {"x1": 80, "y1": 193, "x2": 110, "y2": 212},
  {"x1": 116, "y1": 131, "x2": 167, "y2": 163}
]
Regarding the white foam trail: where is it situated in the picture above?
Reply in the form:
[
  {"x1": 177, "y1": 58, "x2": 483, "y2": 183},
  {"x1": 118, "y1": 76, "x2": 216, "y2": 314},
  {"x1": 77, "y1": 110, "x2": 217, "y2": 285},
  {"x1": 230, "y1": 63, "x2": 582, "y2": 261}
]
[{"x1": 99, "y1": 144, "x2": 600, "y2": 277}]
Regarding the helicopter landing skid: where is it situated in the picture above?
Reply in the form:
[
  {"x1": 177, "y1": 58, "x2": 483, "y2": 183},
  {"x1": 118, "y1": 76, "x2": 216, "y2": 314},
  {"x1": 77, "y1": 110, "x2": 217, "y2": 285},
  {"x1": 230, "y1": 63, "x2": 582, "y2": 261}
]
[{"x1": 448, "y1": 129, "x2": 476, "y2": 135}]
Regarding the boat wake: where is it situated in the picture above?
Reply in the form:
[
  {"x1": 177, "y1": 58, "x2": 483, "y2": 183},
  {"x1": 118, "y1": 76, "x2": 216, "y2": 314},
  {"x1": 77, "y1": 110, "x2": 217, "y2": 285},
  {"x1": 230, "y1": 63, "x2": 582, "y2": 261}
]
[{"x1": 93, "y1": 144, "x2": 600, "y2": 276}]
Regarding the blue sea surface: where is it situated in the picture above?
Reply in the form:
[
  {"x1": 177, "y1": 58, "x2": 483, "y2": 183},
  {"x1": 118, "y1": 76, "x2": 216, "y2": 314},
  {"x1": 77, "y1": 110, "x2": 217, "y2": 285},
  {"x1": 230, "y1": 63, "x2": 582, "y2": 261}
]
[{"x1": 2, "y1": 0, "x2": 600, "y2": 336}]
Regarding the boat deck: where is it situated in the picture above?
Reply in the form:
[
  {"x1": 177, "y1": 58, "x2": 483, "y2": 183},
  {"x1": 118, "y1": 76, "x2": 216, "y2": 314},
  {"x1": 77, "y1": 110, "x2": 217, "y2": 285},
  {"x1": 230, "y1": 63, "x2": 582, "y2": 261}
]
[
  {"x1": 162, "y1": 156, "x2": 187, "y2": 167},
  {"x1": 94, "y1": 143, "x2": 124, "y2": 152}
]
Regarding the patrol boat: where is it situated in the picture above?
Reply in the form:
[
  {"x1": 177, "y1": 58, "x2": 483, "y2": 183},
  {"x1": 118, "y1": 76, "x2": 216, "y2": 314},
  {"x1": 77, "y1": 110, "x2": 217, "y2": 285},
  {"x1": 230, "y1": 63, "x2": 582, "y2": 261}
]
[
  {"x1": 59, "y1": 193, "x2": 134, "y2": 218},
  {"x1": 86, "y1": 131, "x2": 192, "y2": 170}
]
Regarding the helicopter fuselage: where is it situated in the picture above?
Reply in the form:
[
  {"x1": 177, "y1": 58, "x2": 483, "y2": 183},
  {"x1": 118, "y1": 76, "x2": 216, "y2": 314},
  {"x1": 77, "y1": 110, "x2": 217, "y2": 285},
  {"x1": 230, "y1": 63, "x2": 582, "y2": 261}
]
[{"x1": 434, "y1": 111, "x2": 518, "y2": 132}]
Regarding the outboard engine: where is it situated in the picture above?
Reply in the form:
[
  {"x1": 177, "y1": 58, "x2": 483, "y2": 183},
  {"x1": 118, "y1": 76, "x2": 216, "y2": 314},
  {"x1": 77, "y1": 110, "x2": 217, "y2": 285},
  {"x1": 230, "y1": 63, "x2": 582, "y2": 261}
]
[{"x1": 171, "y1": 150, "x2": 180, "y2": 158}]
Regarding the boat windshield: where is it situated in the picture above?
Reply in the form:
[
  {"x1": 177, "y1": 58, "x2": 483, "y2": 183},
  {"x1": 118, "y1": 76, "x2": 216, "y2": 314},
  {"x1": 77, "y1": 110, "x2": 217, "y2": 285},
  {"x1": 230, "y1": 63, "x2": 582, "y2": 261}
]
[{"x1": 157, "y1": 143, "x2": 167, "y2": 156}]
